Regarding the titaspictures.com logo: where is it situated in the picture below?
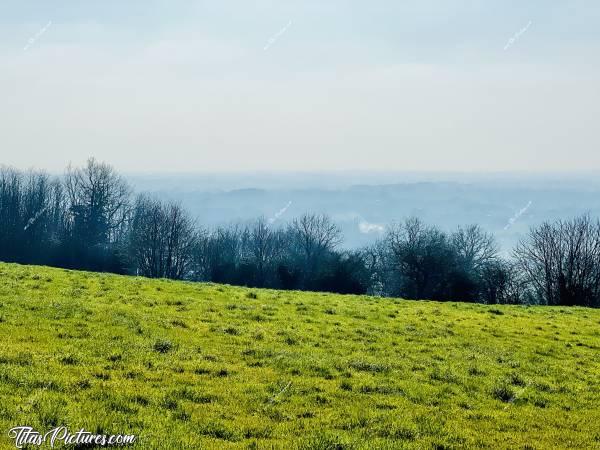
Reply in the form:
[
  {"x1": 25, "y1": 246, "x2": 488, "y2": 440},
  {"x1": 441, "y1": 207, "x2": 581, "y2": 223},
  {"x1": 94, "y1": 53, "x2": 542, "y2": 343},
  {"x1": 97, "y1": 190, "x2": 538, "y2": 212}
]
[{"x1": 8, "y1": 426, "x2": 136, "y2": 448}]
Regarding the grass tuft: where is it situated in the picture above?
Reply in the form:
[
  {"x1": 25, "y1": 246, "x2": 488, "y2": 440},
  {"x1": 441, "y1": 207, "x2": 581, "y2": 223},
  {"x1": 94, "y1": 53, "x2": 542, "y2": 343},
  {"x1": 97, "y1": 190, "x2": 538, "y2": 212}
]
[{"x1": 153, "y1": 339, "x2": 173, "y2": 353}]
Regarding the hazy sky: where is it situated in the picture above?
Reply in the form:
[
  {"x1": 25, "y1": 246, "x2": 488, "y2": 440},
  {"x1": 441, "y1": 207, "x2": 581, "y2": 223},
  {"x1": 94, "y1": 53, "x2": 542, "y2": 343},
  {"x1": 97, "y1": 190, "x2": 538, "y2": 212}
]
[{"x1": 1, "y1": 1, "x2": 599, "y2": 173}]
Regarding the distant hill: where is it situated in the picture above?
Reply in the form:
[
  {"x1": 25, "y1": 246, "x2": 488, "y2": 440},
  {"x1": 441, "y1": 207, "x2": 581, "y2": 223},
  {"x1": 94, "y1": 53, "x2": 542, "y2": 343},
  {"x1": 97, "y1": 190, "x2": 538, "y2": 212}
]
[
  {"x1": 0, "y1": 262, "x2": 598, "y2": 448},
  {"x1": 129, "y1": 172, "x2": 600, "y2": 253}
]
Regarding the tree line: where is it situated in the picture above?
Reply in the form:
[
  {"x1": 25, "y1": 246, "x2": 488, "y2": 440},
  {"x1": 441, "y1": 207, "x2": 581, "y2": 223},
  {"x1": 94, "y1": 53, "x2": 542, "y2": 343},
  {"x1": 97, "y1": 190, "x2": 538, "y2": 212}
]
[{"x1": 1, "y1": 159, "x2": 599, "y2": 308}]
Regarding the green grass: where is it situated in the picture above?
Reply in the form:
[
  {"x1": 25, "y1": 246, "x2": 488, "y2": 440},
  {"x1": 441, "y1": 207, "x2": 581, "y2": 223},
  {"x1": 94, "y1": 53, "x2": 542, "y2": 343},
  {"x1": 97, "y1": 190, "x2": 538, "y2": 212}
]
[{"x1": 0, "y1": 262, "x2": 599, "y2": 449}]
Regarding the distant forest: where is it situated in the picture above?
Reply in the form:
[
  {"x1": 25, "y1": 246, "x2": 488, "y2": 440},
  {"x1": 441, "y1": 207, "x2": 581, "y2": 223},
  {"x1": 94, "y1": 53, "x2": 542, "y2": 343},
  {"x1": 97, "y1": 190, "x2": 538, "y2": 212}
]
[{"x1": 1, "y1": 159, "x2": 599, "y2": 308}]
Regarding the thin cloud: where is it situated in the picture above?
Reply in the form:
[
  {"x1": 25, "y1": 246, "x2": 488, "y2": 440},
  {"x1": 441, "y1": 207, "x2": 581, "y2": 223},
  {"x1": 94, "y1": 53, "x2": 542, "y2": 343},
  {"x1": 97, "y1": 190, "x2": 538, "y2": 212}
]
[{"x1": 358, "y1": 221, "x2": 385, "y2": 234}]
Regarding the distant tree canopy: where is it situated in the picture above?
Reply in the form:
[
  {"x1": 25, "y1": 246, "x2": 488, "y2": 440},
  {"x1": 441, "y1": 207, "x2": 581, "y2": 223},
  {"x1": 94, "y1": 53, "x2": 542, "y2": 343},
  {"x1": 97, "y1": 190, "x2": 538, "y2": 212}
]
[{"x1": 1, "y1": 159, "x2": 599, "y2": 307}]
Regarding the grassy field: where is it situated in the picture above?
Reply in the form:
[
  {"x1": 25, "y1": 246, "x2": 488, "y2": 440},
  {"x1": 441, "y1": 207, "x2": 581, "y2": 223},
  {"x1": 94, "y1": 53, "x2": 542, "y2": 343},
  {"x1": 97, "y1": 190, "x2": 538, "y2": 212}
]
[{"x1": 0, "y1": 262, "x2": 598, "y2": 449}]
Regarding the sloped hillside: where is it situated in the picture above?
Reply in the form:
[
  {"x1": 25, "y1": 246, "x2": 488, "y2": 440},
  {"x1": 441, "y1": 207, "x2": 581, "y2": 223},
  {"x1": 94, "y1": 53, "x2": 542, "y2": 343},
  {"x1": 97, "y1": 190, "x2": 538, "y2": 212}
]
[{"x1": 0, "y1": 263, "x2": 598, "y2": 449}]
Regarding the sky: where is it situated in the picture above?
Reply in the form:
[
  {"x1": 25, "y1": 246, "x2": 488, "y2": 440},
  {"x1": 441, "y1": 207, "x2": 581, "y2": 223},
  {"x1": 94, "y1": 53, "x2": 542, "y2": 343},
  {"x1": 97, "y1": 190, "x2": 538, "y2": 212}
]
[{"x1": 1, "y1": 0, "x2": 599, "y2": 173}]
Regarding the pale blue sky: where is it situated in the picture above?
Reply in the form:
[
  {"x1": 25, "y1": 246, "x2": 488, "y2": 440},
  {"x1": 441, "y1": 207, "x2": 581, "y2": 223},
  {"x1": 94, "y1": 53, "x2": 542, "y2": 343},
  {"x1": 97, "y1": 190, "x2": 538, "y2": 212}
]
[{"x1": 1, "y1": 1, "x2": 599, "y2": 172}]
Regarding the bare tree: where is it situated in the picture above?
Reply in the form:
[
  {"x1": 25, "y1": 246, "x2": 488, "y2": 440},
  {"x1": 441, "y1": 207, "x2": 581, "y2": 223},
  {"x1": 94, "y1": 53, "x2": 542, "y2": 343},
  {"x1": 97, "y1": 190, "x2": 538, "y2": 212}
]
[
  {"x1": 65, "y1": 158, "x2": 131, "y2": 246},
  {"x1": 515, "y1": 215, "x2": 600, "y2": 306},
  {"x1": 0, "y1": 167, "x2": 22, "y2": 258},
  {"x1": 129, "y1": 195, "x2": 196, "y2": 279},
  {"x1": 385, "y1": 217, "x2": 457, "y2": 300},
  {"x1": 451, "y1": 224, "x2": 498, "y2": 271},
  {"x1": 129, "y1": 195, "x2": 165, "y2": 277},
  {"x1": 361, "y1": 240, "x2": 398, "y2": 296},
  {"x1": 289, "y1": 213, "x2": 342, "y2": 285},
  {"x1": 0, "y1": 167, "x2": 66, "y2": 264},
  {"x1": 479, "y1": 259, "x2": 528, "y2": 304},
  {"x1": 241, "y1": 217, "x2": 285, "y2": 286},
  {"x1": 163, "y1": 202, "x2": 197, "y2": 279},
  {"x1": 192, "y1": 224, "x2": 245, "y2": 283}
]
